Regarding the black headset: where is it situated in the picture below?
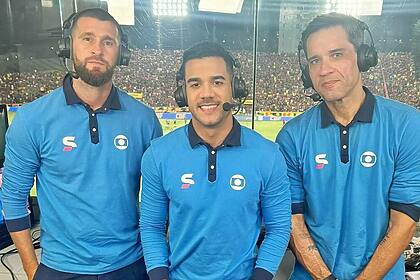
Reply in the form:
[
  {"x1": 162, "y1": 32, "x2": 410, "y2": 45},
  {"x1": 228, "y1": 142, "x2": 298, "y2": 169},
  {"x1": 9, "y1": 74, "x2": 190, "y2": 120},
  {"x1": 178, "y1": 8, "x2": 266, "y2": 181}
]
[
  {"x1": 298, "y1": 19, "x2": 378, "y2": 90},
  {"x1": 57, "y1": 8, "x2": 131, "y2": 66},
  {"x1": 173, "y1": 55, "x2": 248, "y2": 107}
]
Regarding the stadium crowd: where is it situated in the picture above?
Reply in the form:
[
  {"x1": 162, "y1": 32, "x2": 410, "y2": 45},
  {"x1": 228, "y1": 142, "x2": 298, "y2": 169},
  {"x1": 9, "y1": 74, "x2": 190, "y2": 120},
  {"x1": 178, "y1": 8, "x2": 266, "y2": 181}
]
[{"x1": 0, "y1": 49, "x2": 419, "y2": 111}]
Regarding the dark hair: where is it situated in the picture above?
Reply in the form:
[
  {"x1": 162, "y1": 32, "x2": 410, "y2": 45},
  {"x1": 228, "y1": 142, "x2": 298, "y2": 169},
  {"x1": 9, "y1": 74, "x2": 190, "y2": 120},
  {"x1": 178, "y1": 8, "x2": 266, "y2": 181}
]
[
  {"x1": 301, "y1": 12, "x2": 364, "y2": 56},
  {"x1": 71, "y1": 8, "x2": 122, "y2": 41},
  {"x1": 177, "y1": 41, "x2": 236, "y2": 80}
]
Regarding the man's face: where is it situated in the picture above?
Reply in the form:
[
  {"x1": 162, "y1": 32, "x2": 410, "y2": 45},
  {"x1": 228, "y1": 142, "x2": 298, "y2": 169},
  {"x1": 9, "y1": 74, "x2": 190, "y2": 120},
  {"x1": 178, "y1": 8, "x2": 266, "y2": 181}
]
[
  {"x1": 306, "y1": 25, "x2": 362, "y2": 102},
  {"x1": 185, "y1": 56, "x2": 233, "y2": 131},
  {"x1": 72, "y1": 17, "x2": 120, "y2": 87}
]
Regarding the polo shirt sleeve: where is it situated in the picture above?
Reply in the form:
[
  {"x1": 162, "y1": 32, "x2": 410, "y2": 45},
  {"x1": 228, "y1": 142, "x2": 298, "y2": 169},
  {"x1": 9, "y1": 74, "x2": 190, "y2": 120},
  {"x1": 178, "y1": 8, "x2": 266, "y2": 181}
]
[
  {"x1": 255, "y1": 148, "x2": 291, "y2": 276},
  {"x1": 276, "y1": 127, "x2": 305, "y2": 214},
  {"x1": 389, "y1": 112, "x2": 420, "y2": 221},
  {"x1": 1, "y1": 110, "x2": 39, "y2": 232},
  {"x1": 140, "y1": 145, "x2": 170, "y2": 278},
  {"x1": 151, "y1": 113, "x2": 163, "y2": 139}
]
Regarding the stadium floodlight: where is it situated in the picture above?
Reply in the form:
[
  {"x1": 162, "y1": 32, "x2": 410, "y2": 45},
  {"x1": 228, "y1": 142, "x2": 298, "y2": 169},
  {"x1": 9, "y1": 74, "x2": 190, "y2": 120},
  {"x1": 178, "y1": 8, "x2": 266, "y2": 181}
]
[
  {"x1": 105, "y1": 0, "x2": 135, "y2": 25},
  {"x1": 198, "y1": 0, "x2": 244, "y2": 14},
  {"x1": 325, "y1": 0, "x2": 383, "y2": 16},
  {"x1": 152, "y1": 0, "x2": 188, "y2": 17},
  {"x1": 41, "y1": 0, "x2": 53, "y2": 8}
]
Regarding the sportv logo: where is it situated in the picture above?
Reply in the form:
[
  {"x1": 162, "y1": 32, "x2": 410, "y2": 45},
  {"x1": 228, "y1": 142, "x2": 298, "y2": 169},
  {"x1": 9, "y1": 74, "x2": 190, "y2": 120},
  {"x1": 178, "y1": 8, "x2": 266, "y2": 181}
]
[
  {"x1": 315, "y1": 153, "x2": 328, "y2": 169},
  {"x1": 181, "y1": 173, "x2": 195, "y2": 189},
  {"x1": 63, "y1": 136, "x2": 77, "y2": 152}
]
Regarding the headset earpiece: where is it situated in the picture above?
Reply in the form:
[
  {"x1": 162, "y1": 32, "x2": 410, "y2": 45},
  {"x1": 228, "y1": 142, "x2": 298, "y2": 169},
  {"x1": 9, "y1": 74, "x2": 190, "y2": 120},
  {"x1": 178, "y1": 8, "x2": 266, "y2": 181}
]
[
  {"x1": 232, "y1": 74, "x2": 247, "y2": 100},
  {"x1": 356, "y1": 22, "x2": 378, "y2": 72},
  {"x1": 174, "y1": 70, "x2": 187, "y2": 107},
  {"x1": 297, "y1": 42, "x2": 313, "y2": 89},
  {"x1": 57, "y1": 13, "x2": 76, "y2": 60},
  {"x1": 301, "y1": 64, "x2": 313, "y2": 89},
  {"x1": 118, "y1": 33, "x2": 131, "y2": 66}
]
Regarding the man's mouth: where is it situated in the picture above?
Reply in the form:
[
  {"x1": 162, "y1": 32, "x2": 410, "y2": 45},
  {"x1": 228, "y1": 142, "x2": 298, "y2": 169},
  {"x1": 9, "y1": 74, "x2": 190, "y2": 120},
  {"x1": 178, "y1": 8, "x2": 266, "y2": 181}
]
[
  {"x1": 199, "y1": 104, "x2": 218, "y2": 111},
  {"x1": 87, "y1": 60, "x2": 105, "y2": 65},
  {"x1": 322, "y1": 80, "x2": 339, "y2": 88}
]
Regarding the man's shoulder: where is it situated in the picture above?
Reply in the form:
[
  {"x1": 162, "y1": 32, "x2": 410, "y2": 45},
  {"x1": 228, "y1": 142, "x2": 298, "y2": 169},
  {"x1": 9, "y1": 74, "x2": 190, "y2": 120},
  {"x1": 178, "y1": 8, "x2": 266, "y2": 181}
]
[
  {"x1": 240, "y1": 125, "x2": 278, "y2": 150},
  {"x1": 280, "y1": 105, "x2": 320, "y2": 134},
  {"x1": 239, "y1": 126, "x2": 289, "y2": 168},
  {"x1": 150, "y1": 125, "x2": 187, "y2": 148},
  {"x1": 18, "y1": 87, "x2": 64, "y2": 116},
  {"x1": 374, "y1": 95, "x2": 419, "y2": 117}
]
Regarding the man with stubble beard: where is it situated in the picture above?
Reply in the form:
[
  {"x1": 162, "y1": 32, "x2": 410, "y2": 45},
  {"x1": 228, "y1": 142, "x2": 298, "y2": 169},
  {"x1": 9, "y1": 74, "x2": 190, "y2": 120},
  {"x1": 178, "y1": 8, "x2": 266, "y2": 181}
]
[{"x1": 0, "y1": 8, "x2": 162, "y2": 280}]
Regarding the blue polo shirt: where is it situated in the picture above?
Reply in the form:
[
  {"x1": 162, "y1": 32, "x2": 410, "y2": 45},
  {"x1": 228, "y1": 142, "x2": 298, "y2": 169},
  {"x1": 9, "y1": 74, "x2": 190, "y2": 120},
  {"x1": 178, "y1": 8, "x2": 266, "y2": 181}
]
[
  {"x1": 0, "y1": 74, "x2": 162, "y2": 274},
  {"x1": 140, "y1": 118, "x2": 291, "y2": 280},
  {"x1": 276, "y1": 87, "x2": 420, "y2": 280}
]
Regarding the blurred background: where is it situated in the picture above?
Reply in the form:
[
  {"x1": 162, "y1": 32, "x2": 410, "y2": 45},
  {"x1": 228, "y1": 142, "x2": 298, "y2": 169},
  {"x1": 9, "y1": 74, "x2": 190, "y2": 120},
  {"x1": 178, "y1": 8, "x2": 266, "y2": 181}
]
[{"x1": 0, "y1": 0, "x2": 418, "y2": 140}]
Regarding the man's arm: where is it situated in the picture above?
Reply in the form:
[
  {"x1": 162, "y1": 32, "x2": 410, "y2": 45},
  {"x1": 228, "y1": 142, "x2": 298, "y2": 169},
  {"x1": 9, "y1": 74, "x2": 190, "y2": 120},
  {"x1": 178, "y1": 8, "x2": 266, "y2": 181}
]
[
  {"x1": 140, "y1": 146, "x2": 170, "y2": 280},
  {"x1": 254, "y1": 150, "x2": 291, "y2": 280},
  {"x1": 276, "y1": 128, "x2": 334, "y2": 280},
  {"x1": 356, "y1": 210, "x2": 416, "y2": 280},
  {"x1": 290, "y1": 214, "x2": 333, "y2": 280},
  {"x1": 151, "y1": 113, "x2": 163, "y2": 139},
  {"x1": 359, "y1": 111, "x2": 420, "y2": 279},
  {"x1": 9, "y1": 229, "x2": 38, "y2": 280},
  {"x1": 0, "y1": 110, "x2": 40, "y2": 280}
]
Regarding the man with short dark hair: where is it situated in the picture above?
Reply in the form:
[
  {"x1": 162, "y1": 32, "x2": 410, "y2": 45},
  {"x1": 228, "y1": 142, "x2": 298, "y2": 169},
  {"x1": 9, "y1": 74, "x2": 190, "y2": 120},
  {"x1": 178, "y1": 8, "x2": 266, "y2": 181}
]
[
  {"x1": 276, "y1": 12, "x2": 420, "y2": 279},
  {"x1": 140, "y1": 41, "x2": 291, "y2": 280},
  {"x1": 0, "y1": 8, "x2": 161, "y2": 280}
]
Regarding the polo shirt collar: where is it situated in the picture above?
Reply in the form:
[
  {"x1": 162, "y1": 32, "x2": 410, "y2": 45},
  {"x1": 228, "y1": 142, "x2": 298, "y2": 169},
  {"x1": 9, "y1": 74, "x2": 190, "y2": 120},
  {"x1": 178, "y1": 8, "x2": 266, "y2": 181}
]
[
  {"x1": 188, "y1": 117, "x2": 241, "y2": 148},
  {"x1": 63, "y1": 73, "x2": 121, "y2": 110},
  {"x1": 320, "y1": 86, "x2": 375, "y2": 128}
]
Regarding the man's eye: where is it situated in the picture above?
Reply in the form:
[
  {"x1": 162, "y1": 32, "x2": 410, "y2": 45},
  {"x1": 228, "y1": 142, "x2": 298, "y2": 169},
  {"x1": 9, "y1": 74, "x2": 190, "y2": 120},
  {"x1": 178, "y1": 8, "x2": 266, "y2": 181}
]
[
  {"x1": 309, "y1": 58, "x2": 319, "y2": 65},
  {"x1": 104, "y1": 40, "x2": 114, "y2": 47}
]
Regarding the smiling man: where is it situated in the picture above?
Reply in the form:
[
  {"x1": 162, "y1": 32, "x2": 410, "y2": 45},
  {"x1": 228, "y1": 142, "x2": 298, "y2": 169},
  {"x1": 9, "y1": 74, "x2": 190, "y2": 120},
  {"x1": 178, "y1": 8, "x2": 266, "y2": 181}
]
[
  {"x1": 140, "y1": 41, "x2": 291, "y2": 280},
  {"x1": 276, "y1": 13, "x2": 420, "y2": 280},
  {"x1": 0, "y1": 8, "x2": 162, "y2": 280}
]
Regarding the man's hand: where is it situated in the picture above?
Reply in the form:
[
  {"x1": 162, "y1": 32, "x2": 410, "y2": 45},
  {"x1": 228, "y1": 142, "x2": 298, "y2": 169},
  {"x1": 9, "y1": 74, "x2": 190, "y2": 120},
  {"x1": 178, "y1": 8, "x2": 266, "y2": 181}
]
[
  {"x1": 9, "y1": 229, "x2": 38, "y2": 280},
  {"x1": 26, "y1": 263, "x2": 38, "y2": 280},
  {"x1": 290, "y1": 214, "x2": 333, "y2": 280},
  {"x1": 355, "y1": 210, "x2": 416, "y2": 280}
]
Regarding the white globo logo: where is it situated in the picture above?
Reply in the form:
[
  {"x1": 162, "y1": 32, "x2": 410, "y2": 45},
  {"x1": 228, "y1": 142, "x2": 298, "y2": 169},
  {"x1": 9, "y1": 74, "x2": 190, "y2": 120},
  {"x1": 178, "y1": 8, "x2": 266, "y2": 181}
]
[
  {"x1": 360, "y1": 151, "x2": 377, "y2": 168},
  {"x1": 230, "y1": 174, "x2": 246, "y2": 191},
  {"x1": 114, "y1": 135, "x2": 128, "y2": 150}
]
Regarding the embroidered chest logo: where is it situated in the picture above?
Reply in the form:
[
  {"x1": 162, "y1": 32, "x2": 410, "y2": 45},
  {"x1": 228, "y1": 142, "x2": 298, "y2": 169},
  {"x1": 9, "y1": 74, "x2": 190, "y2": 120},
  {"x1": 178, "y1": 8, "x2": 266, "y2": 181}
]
[
  {"x1": 63, "y1": 136, "x2": 77, "y2": 152},
  {"x1": 181, "y1": 173, "x2": 195, "y2": 189},
  {"x1": 360, "y1": 151, "x2": 377, "y2": 168},
  {"x1": 114, "y1": 135, "x2": 128, "y2": 150},
  {"x1": 315, "y1": 153, "x2": 328, "y2": 169},
  {"x1": 230, "y1": 174, "x2": 246, "y2": 191}
]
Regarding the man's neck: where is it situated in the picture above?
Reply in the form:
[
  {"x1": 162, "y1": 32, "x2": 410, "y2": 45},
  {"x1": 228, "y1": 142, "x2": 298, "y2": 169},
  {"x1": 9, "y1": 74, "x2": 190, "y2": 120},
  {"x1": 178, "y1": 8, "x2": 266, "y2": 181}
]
[
  {"x1": 72, "y1": 78, "x2": 113, "y2": 110},
  {"x1": 193, "y1": 116, "x2": 233, "y2": 149},
  {"x1": 325, "y1": 86, "x2": 366, "y2": 127}
]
